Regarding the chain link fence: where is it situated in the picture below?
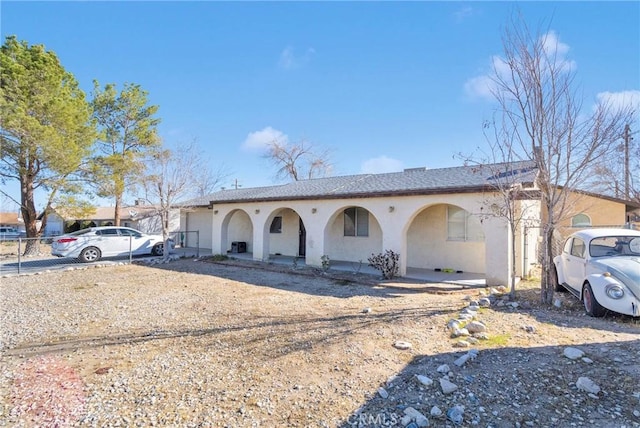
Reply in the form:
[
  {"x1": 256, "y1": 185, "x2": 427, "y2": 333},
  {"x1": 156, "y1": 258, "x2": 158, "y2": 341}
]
[{"x1": 0, "y1": 230, "x2": 202, "y2": 276}]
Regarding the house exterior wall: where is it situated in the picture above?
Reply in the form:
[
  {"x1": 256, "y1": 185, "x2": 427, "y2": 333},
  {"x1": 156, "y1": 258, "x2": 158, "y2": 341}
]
[
  {"x1": 406, "y1": 204, "x2": 485, "y2": 273},
  {"x1": 185, "y1": 209, "x2": 214, "y2": 249},
  {"x1": 268, "y1": 208, "x2": 300, "y2": 256},
  {"x1": 205, "y1": 192, "x2": 514, "y2": 285},
  {"x1": 324, "y1": 209, "x2": 382, "y2": 262}
]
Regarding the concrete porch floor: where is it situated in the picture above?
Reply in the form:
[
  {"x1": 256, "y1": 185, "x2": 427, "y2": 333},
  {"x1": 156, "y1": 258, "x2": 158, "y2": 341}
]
[{"x1": 223, "y1": 252, "x2": 486, "y2": 288}]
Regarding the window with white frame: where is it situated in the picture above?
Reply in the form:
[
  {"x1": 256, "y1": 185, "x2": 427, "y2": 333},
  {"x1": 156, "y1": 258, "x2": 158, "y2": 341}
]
[
  {"x1": 571, "y1": 213, "x2": 591, "y2": 227},
  {"x1": 269, "y1": 216, "x2": 282, "y2": 233},
  {"x1": 344, "y1": 207, "x2": 369, "y2": 237},
  {"x1": 447, "y1": 206, "x2": 484, "y2": 241}
]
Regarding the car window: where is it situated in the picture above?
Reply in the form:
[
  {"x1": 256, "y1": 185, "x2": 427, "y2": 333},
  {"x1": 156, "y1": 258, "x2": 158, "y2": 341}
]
[
  {"x1": 96, "y1": 228, "x2": 120, "y2": 236},
  {"x1": 563, "y1": 238, "x2": 573, "y2": 255},
  {"x1": 570, "y1": 238, "x2": 586, "y2": 258},
  {"x1": 591, "y1": 235, "x2": 640, "y2": 257},
  {"x1": 119, "y1": 228, "x2": 142, "y2": 238}
]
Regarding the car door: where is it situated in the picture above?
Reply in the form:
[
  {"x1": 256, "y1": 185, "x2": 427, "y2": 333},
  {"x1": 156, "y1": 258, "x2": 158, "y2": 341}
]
[
  {"x1": 561, "y1": 237, "x2": 587, "y2": 291},
  {"x1": 95, "y1": 228, "x2": 130, "y2": 256},
  {"x1": 118, "y1": 228, "x2": 148, "y2": 254}
]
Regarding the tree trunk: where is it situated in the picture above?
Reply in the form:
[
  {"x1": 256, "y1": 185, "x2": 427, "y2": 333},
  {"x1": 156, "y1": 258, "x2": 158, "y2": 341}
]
[
  {"x1": 20, "y1": 172, "x2": 41, "y2": 256},
  {"x1": 540, "y1": 226, "x2": 555, "y2": 305},
  {"x1": 114, "y1": 195, "x2": 121, "y2": 226}
]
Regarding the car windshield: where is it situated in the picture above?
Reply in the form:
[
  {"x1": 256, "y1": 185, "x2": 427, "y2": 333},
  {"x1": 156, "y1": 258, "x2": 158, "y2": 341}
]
[{"x1": 589, "y1": 235, "x2": 640, "y2": 257}]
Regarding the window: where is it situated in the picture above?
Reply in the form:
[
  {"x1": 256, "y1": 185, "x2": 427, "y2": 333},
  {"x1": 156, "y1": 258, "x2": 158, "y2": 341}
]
[
  {"x1": 571, "y1": 214, "x2": 591, "y2": 227},
  {"x1": 344, "y1": 207, "x2": 369, "y2": 237},
  {"x1": 96, "y1": 228, "x2": 119, "y2": 236},
  {"x1": 270, "y1": 216, "x2": 282, "y2": 234},
  {"x1": 570, "y1": 238, "x2": 586, "y2": 258},
  {"x1": 119, "y1": 228, "x2": 142, "y2": 238},
  {"x1": 447, "y1": 206, "x2": 484, "y2": 241}
]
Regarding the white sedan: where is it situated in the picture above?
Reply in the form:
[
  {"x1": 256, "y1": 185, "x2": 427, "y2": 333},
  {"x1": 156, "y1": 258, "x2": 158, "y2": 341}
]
[
  {"x1": 52, "y1": 227, "x2": 173, "y2": 262},
  {"x1": 553, "y1": 228, "x2": 640, "y2": 317}
]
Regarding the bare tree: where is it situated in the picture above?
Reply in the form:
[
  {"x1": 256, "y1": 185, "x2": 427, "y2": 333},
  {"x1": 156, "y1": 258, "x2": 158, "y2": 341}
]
[
  {"x1": 264, "y1": 138, "x2": 332, "y2": 181},
  {"x1": 489, "y1": 16, "x2": 634, "y2": 305},
  {"x1": 460, "y1": 121, "x2": 539, "y2": 298},
  {"x1": 141, "y1": 142, "x2": 214, "y2": 259}
]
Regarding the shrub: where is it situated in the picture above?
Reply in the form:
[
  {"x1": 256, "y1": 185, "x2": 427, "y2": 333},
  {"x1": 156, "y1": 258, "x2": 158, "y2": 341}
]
[
  {"x1": 210, "y1": 254, "x2": 229, "y2": 261},
  {"x1": 368, "y1": 250, "x2": 399, "y2": 280},
  {"x1": 321, "y1": 255, "x2": 331, "y2": 272}
]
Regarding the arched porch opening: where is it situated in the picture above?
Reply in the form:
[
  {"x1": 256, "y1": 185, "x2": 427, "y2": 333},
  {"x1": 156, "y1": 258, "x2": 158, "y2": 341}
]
[
  {"x1": 221, "y1": 209, "x2": 253, "y2": 254},
  {"x1": 405, "y1": 203, "x2": 486, "y2": 274},
  {"x1": 323, "y1": 205, "x2": 382, "y2": 264}
]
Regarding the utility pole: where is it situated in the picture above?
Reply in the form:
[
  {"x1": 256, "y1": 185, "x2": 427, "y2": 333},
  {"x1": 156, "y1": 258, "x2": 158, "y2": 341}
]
[{"x1": 623, "y1": 124, "x2": 630, "y2": 200}]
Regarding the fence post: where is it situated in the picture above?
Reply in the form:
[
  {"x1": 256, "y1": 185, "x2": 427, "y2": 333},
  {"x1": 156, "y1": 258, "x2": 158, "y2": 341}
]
[
  {"x1": 129, "y1": 235, "x2": 133, "y2": 263},
  {"x1": 17, "y1": 238, "x2": 22, "y2": 275},
  {"x1": 196, "y1": 230, "x2": 200, "y2": 258}
]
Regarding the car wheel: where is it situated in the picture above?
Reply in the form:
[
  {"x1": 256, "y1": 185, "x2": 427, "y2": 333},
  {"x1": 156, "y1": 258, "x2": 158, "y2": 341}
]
[
  {"x1": 79, "y1": 247, "x2": 101, "y2": 263},
  {"x1": 152, "y1": 243, "x2": 164, "y2": 256},
  {"x1": 583, "y1": 282, "x2": 606, "y2": 317},
  {"x1": 552, "y1": 265, "x2": 565, "y2": 292}
]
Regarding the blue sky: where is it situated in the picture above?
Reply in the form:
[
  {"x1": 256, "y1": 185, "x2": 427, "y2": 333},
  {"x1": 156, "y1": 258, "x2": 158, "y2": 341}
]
[{"x1": 1, "y1": 1, "x2": 639, "y2": 211}]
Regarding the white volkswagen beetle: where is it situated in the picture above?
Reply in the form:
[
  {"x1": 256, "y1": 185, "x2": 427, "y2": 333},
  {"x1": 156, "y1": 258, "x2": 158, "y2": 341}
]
[{"x1": 553, "y1": 228, "x2": 640, "y2": 317}]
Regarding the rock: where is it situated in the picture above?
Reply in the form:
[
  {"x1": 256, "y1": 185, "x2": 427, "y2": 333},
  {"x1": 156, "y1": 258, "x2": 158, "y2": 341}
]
[
  {"x1": 430, "y1": 406, "x2": 443, "y2": 417},
  {"x1": 451, "y1": 328, "x2": 470, "y2": 338},
  {"x1": 581, "y1": 357, "x2": 593, "y2": 364},
  {"x1": 466, "y1": 321, "x2": 486, "y2": 333},
  {"x1": 378, "y1": 387, "x2": 389, "y2": 399},
  {"x1": 454, "y1": 353, "x2": 471, "y2": 367},
  {"x1": 522, "y1": 325, "x2": 536, "y2": 333},
  {"x1": 446, "y1": 405, "x2": 464, "y2": 425},
  {"x1": 362, "y1": 307, "x2": 372, "y2": 313},
  {"x1": 437, "y1": 364, "x2": 450, "y2": 373},
  {"x1": 553, "y1": 298, "x2": 562, "y2": 308},
  {"x1": 404, "y1": 407, "x2": 429, "y2": 427},
  {"x1": 416, "y1": 375, "x2": 433, "y2": 387},
  {"x1": 447, "y1": 319, "x2": 461, "y2": 331},
  {"x1": 564, "y1": 347, "x2": 585, "y2": 360},
  {"x1": 393, "y1": 341, "x2": 412, "y2": 350},
  {"x1": 439, "y1": 378, "x2": 458, "y2": 394},
  {"x1": 576, "y1": 377, "x2": 600, "y2": 394},
  {"x1": 453, "y1": 340, "x2": 470, "y2": 348},
  {"x1": 478, "y1": 297, "x2": 491, "y2": 307}
]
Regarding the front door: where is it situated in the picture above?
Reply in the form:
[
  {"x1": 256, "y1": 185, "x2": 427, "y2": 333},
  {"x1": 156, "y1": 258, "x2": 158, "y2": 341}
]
[{"x1": 298, "y1": 218, "x2": 306, "y2": 257}]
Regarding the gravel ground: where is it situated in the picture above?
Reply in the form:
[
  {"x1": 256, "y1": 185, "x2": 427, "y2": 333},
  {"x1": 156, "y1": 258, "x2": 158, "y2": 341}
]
[{"x1": 1, "y1": 257, "x2": 639, "y2": 427}]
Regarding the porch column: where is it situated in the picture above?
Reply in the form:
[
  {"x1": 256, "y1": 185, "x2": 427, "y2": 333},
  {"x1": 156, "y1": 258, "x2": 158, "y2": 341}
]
[{"x1": 379, "y1": 215, "x2": 407, "y2": 277}]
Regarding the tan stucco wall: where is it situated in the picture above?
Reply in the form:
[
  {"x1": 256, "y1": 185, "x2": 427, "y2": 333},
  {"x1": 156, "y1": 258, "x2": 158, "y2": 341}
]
[
  {"x1": 324, "y1": 209, "x2": 383, "y2": 262},
  {"x1": 406, "y1": 204, "x2": 485, "y2": 273},
  {"x1": 268, "y1": 208, "x2": 300, "y2": 256},
  {"x1": 226, "y1": 210, "x2": 253, "y2": 253}
]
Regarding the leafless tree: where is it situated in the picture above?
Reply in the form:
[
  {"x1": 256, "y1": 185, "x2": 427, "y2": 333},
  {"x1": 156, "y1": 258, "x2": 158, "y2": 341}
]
[
  {"x1": 489, "y1": 15, "x2": 634, "y2": 305},
  {"x1": 264, "y1": 138, "x2": 332, "y2": 181},
  {"x1": 141, "y1": 142, "x2": 221, "y2": 259},
  {"x1": 460, "y1": 123, "x2": 539, "y2": 299}
]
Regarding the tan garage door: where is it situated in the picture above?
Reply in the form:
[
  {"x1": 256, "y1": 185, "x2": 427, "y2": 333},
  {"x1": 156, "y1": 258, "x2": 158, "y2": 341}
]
[{"x1": 185, "y1": 210, "x2": 212, "y2": 250}]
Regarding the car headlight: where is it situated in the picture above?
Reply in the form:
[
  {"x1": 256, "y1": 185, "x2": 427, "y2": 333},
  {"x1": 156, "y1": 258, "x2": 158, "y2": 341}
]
[{"x1": 605, "y1": 284, "x2": 624, "y2": 299}]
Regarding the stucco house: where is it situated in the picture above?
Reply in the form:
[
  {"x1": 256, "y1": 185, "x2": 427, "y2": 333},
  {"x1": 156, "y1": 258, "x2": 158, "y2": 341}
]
[{"x1": 180, "y1": 161, "x2": 637, "y2": 286}]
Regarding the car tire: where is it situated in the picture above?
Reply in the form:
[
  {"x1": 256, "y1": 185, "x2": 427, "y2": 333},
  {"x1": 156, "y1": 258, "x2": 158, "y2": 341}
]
[
  {"x1": 583, "y1": 282, "x2": 606, "y2": 317},
  {"x1": 79, "y1": 247, "x2": 101, "y2": 263},
  {"x1": 552, "y1": 265, "x2": 566, "y2": 292},
  {"x1": 152, "y1": 243, "x2": 164, "y2": 256}
]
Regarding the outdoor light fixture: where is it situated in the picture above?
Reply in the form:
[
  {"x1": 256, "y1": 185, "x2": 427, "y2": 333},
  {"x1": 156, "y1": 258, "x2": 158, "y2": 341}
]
[
  {"x1": 213, "y1": 210, "x2": 218, "y2": 215},
  {"x1": 389, "y1": 206, "x2": 395, "y2": 212},
  {"x1": 312, "y1": 208, "x2": 317, "y2": 213},
  {"x1": 255, "y1": 209, "x2": 260, "y2": 214}
]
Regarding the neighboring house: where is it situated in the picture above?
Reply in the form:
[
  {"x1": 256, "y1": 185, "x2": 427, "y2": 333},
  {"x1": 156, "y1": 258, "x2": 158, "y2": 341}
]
[
  {"x1": 0, "y1": 212, "x2": 26, "y2": 234},
  {"x1": 181, "y1": 161, "x2": 639, "y2": 286},
  {"x1": 44, "y1": 204, "x2": 180, "y2": 236}
]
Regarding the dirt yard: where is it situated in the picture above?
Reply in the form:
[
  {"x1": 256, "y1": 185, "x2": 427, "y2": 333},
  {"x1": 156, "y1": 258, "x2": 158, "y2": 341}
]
[{"x1": 1, "y1": 257, "x2": 639, "y2": 427}]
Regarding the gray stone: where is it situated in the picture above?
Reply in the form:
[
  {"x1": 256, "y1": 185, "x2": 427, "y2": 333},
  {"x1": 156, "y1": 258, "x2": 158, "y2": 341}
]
[
  {"x1": 378, "y1": 387, "x2": 389, "y2": 399},
  {"x1": 393, "y1": 341, "x2": 412, "y2": 350},
  {"x1": 416, "y1": 374, "x2": 434, "y2": 387},
  {"x1": 466, "y1": 321, "x2": 486, "y2": 333},
  {"x1": 439, "y1": 378, "x2": 458, "y2": 394},
  {"x1": 576, "y1": 377, "x2": 600, "y2": 394},
  {"x1": 564, "y1": 347, "x2": 585, "y2": 360}
]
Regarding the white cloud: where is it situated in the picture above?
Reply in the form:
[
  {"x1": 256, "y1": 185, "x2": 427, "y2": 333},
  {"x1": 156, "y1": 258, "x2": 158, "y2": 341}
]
[
  {"x1": 454, "y1": 6, "x2": 474, "y2": 23},
  {"x1": 360, "y1": 156, "x2": 404, "y2": 174},
  {"x1": 242, "y1": 126, "x2": 288, "y2": 152},
  {"x1": 464, "y1": 31, "x2": 575, "y2": 101},
  {"x1": 278, "y1": 46, "x2": 315, "y2": 70},
  {"x1": 596, "y1": 90, "x2": 640, "y2": 112}
]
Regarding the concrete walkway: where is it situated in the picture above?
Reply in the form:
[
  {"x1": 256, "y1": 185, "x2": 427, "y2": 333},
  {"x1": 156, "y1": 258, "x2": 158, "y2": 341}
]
[{"x1": 220, "y1": 252, "x2": 486, "y2": 288}]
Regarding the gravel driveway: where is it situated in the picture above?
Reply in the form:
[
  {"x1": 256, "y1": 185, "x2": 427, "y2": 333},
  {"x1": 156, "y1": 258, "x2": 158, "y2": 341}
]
[{"x1": 1, "y1": 258, "x2": 639, "y2": 427}]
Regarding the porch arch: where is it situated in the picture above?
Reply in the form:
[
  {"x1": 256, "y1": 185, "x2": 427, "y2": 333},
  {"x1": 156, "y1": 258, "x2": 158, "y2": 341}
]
[
  {"x1": 221, "y1": 209, "x2": 253, "y2": 254},
  {"x1": 405, "y1": 203, "x2": 486, "y2": 274},
  {"x1": 323, "y1": 205, "x2": 382, "y2": 263}
]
